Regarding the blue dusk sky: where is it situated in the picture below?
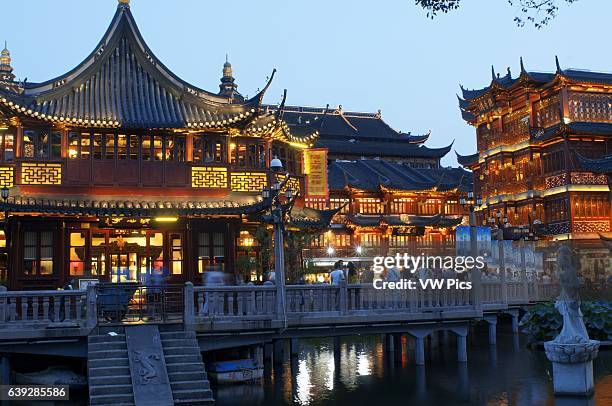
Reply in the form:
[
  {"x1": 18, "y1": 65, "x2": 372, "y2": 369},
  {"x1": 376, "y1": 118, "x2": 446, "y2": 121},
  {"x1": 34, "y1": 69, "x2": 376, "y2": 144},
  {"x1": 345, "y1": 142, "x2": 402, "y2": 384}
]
[{"x1": 2, "y1": 0, "x2": 607, "y2": 166}]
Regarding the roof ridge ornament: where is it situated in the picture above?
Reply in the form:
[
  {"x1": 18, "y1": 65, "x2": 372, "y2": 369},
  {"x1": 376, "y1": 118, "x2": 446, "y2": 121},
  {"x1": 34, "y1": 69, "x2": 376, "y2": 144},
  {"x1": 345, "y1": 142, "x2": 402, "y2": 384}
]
[
  {"x1": 520, "y1": 56, "x2": 526, "y2": 74},
  {"x1": 118, "y1": 0, "x2": 130, "y2": 7},
  {"x1": 491, "y1": 65, "x2": 496, "y2": 81},
  {"x1": 555, "y1": 55, "x2": 562, "y2": 73}
]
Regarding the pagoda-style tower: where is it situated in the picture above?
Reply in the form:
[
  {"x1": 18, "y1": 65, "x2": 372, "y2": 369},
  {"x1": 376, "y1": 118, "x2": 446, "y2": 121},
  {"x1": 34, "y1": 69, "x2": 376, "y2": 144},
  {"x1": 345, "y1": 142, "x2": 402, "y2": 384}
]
[{"x1": 458, "y1": 58, "x2": 611, "y2": 276}]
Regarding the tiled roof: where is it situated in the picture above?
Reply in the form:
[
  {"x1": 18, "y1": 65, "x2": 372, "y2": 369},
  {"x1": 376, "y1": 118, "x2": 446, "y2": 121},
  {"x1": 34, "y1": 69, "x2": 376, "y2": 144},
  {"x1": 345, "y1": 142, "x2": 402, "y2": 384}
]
[
  {"x1": 455, "y1": 151, "x2": 479, "y2": 167},
  {"x1": 576, "y1": 153, "x2": 612, "y2": 174},
  {"x1": 316, "y1": 139, "x2": 452, "y2": 159},
  {"x1": 0, "y1": 2, "x2": 273, "y2": 129},
  {"x1": 328, "y1": 159, "x2": 472, "y2": 192}
]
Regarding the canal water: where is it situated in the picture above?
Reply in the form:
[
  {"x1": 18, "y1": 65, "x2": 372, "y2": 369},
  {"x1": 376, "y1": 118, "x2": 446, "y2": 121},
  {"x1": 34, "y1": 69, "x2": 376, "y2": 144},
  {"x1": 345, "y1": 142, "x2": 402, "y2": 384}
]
[{"x1": 214, "y1": 322, "x2": 612, "y2": 406}]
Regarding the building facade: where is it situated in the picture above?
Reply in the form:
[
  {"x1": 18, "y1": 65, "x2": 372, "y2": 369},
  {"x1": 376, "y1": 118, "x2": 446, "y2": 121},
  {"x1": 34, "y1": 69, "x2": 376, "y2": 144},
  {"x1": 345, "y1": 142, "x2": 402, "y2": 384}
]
[
  {"x1": 0, "y1": 1, "x2": 474, "y2": 289},
  {"x1": 458, "y1": 59, "x2": 612, "y2": 280},
  {"x1": 0, "y1": 1, "x2": 331, "y2": 289},
  {"x1": 288, "y1": 107, "x2": 471, "y2": 271}
]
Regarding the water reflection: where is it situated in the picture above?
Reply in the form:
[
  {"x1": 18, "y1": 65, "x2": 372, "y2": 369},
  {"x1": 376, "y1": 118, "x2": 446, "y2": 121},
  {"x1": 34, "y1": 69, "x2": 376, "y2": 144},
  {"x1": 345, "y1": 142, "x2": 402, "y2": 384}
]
[{"x1": 213, "y1": 325, "x2": 612, "y2": 406}]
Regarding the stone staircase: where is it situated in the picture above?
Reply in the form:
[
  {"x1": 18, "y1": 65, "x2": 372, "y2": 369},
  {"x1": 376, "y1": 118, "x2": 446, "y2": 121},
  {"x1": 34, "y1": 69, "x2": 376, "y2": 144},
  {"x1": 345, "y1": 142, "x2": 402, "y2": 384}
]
[
  {"x1": 161, "y1": 330, "x2": 214, "y2": 405},
  {"x1": 87, "y1": 329, "x2": 213, "y2": 405},
  {"x1": 88, "y1": 332, "x2": 135, "y2": 405}
]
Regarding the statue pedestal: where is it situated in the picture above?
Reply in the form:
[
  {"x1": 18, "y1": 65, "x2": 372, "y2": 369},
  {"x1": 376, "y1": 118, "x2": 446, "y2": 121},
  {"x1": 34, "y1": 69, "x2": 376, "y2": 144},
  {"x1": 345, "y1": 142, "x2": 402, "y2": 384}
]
[{"x1": 544, "y1": 340, "x2": 600, "y2": 396}]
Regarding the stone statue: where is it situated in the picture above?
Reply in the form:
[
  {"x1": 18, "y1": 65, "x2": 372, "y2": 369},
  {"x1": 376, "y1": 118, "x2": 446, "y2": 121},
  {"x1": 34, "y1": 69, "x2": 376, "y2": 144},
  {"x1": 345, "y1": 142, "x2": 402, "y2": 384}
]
[
  {"x1": 553, "y1": 245, "x2": 589, "y2": 344},
  {"x1": 544, "y1": 244, "x2": 600, "y2": 396}
]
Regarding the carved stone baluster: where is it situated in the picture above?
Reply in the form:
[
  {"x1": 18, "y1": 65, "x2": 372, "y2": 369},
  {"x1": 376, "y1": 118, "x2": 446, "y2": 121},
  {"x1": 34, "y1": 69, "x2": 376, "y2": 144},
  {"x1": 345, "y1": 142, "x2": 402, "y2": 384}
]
[
  {"x1": 236, "y1": 292, "x2": 244, "y2": 316},
  {"x1": 197, "y1": 292, "x2": 204, "y2": 317},
  {"x1": 9, "y1": 297, "x2": 16, "y2": 321},
  {"x1": 0, "y1": 296, "x2": 6, "y2": 322},
  {"x1": 32, "y1": 297, "x2": 40, "y2": 321},
  {"x1": 21, "y1": 297, "x2": 29, "y2": 321},
  {"x1": 75, "y1": 294, "x2": 82, "y2": 321},
  {"x1": 64, "y1": 295, "x2": 71, "y2": 321},
  {"x1": 42, "y1": 296, "x2": 49, "y2": 321},
  {"x1": 53, "y1": 296, "x2": 61, "y2": 321},
  {"x1": 256, "y1": 291, "x2": 263, "y2": 314},
  {"x1": 227, "y1": 292, "x2": 235, "y2": 316},
  {"x1": 248, "y1": 290, "x2": 255, "y2": 315}
]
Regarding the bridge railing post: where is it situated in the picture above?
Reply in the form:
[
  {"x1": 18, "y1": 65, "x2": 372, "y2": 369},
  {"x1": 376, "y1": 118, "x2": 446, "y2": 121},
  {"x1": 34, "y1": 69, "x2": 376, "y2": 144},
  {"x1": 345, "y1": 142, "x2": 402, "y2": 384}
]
[
  {"x1": 86, "y1": 284, "x2": 97, "y2": 329},
  {"x1": 184, "y1": 282, "x2": 195, "y2": 330},
  {"x1": 469, "y1": 212, "x2": 482, "y2": 311},
  {"x1": 498, "y1": 230, "x2": 508, "y2": 307},
  {"x1": 520, "y1": 241, "x2": 529, "y2": 302},
  {"x1": 339, "y1": 281, "x2": 348, "y2": 314}
]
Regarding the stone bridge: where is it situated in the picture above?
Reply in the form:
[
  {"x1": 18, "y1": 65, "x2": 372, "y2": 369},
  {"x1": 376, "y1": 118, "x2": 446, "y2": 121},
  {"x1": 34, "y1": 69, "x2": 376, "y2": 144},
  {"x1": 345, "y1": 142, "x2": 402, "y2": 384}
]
[{"x1": 0, "y1": 278, "x2": 558, "y2": 405}]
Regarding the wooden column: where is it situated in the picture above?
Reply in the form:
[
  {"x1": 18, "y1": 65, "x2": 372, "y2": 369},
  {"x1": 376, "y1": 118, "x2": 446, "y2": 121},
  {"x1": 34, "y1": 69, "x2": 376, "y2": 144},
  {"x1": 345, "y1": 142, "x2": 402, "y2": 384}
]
[{"x1": 186, "y1": 133, "x2": 193, "y2": 162}]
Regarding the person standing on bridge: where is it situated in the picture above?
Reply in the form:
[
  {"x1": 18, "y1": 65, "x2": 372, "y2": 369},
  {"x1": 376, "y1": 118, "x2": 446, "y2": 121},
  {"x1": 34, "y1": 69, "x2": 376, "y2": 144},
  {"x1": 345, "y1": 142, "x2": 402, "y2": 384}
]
[{"x1": 330, "y1": 261, "x2": 346, "y2": 285}]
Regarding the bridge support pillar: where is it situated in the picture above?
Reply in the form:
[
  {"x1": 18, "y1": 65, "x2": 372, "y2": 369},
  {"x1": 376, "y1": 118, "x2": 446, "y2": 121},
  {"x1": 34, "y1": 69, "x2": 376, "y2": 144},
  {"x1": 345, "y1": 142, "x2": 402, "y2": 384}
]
[
  {"x1": 273, "y1": 339, "x2": 285, "y2": 364},
  {"x1": 385, "y1": 334, "x2": 395, "y2": 353},
  {"x1": 457, "y1": 334, "x2": 467, "y2": 362},
  {"x1": 264, "y1": 342, "x2": 273, "y2": 363},
  {"x1": 506, "y1": 308, "x2": 520, "y2": 334},
  {"x1": 484, "y1": 315, "x2": 498, "y2": 345},
  {"x1": 442, "y1": 330, "x2": 450, "y2": 345},
  {"x1": 393, "y1": 334, "x2": 403, "y2": 361},
  {"x1": 290, "y1": 338, "x2": 299, "y2": 357},
  {"x1": 1, "y1": 354, "x2": 9, "y2": 406},
  {"x1": 415, "y1": 336, "x2": 425, "y2": 366}
]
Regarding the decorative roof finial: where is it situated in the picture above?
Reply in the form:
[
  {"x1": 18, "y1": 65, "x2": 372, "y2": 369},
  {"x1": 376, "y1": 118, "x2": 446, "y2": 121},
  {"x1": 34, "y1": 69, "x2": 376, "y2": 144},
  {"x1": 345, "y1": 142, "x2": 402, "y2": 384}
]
[
  {"x1": 520, "y1": 56, "x2": 526, "y2": 74},
  {"x1": 555, "y1": 55, "x2": 562, "y2": 73},
  {"x1": 118, "y1": 0, "x2": 130, "y2": 5},
  {"x1": 491, "y1": 65, "x2": 496, "y2": 81},
  {"x1": 0, "y1": 41, "x2": 15, "y2": 83},
  {"x1": 219, "y1": 55, "x2": 243, "y2": 102},
  {"x1": 507, "y1": 67, "x2": 511, "y2": 77}
]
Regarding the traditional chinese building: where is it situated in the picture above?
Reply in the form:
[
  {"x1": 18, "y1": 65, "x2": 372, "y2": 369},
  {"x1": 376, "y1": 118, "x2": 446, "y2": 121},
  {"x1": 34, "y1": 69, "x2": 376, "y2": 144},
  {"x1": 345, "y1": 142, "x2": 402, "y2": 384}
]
[
  {"x1": 279, "y1": 106, "x2": 471, "y2": 270},
  {"x1": 0, "y1": 0, "x2": 331, "y2": 289},
  {"x1": 458, "y1": 59, "x2": 612, "y2": 279}
]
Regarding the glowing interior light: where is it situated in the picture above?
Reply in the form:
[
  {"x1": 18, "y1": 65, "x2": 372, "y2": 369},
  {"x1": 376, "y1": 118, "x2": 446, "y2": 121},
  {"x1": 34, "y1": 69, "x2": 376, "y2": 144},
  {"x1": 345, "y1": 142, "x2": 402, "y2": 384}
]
[{"x1": 326, "y1": 246, "x2": 335, "y2": 255}]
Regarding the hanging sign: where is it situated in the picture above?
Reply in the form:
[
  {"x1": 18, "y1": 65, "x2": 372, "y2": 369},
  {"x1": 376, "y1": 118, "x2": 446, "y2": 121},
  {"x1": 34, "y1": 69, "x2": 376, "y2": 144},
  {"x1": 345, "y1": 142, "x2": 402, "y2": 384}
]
[{"x1": 303, "y1": 148, "x2": 328, "y2": 199}]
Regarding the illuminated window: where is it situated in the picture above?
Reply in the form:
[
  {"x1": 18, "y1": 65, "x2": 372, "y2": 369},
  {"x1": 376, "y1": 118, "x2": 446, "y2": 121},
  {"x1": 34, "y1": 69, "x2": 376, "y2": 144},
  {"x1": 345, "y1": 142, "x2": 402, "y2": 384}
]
[
  {"x1": 149, "y1": 232, "x2": 164, "y2": 271},
  {"x1": 153, "y1": 136, "x2": 163, "y2": 161},
  {"x1": 129, "y1": 135, "x2": 139, "y2": 160},
  {"x1": 23, "y1": 128, "x2": 59, "y2": 159},
  {"x1": 141, "y1": 135, "x2": 152, "y2": 161},
  {"x1": 0, "y1": 130, "x2": 14, "y2": 162},
  {"x1": 93, "y1": 133, "x2": 103, "y2": 159},
  {"x1": 23, "y1": 231, "x2": 54, "y2": 276},
  {"x1": 69, "y1": 232, "x2": 86, "y2": 276},
  {"x1": 105, "y1": 134, "x2": 115, "y2": 160},
  {"x1": 165, "y1": 135, "x2": 185, "y2": 162},
  {"x1": 170, "y1": 234, "x2": 183, "y2": 275},
  {"x1": 198, "y1": 232, "x2": 225, "y2": 273},
  {"x1": 117, "y1": 134, "x2": 127, "y2": 160},
  {"x1": 91, "y1": 232, "x2": 106, "y2": 276}
]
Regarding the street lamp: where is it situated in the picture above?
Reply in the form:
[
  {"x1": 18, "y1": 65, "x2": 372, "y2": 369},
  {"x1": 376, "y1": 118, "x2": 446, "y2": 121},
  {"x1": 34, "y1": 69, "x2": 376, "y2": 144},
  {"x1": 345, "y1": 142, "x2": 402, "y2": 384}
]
[{"x1": 261, "y1": 157, "x2": 295, "y2": 324}]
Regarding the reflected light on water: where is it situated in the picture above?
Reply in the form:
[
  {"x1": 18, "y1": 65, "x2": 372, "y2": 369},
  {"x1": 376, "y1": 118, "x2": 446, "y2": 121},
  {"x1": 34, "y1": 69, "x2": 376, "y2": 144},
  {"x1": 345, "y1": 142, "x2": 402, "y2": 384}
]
[
  {"x1": 356, "y1": 350, "x2": 372, "y2": 376},
  {"x1": 295, "y1": 359, "x2": 312, "y2": 405},
  {"x1": 325, "y1": 350, "x2": 335, "y2": 391}
]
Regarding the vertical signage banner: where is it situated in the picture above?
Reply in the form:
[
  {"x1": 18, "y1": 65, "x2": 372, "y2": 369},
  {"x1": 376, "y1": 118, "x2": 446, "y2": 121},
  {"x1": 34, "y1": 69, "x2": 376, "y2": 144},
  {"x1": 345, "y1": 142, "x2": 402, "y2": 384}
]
[{"x1": 303, "y1": 148, "x2": 328, "y2": 199}]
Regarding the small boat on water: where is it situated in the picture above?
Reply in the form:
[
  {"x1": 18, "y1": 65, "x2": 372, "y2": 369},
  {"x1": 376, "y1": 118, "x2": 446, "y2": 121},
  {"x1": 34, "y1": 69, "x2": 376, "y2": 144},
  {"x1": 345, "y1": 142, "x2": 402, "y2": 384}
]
[
  {"x1": 15, "y1": 366, "x2": 87, "y2": 390},
  {"x1": 208, "y1": 359, "x2": 263, "y2": 384}
]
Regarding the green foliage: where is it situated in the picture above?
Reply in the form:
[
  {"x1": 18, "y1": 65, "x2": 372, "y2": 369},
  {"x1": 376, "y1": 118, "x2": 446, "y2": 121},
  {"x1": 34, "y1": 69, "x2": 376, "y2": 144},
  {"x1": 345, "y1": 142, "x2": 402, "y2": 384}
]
[
  {"x1": 415, "y1": 0, "x2": 578, "y2": 29},
  {"x1": 520, "y1": 301, "x2": 612, "y2": 344},
  {"x1": 235, "y1": 254, "x2": 256, "y2": 282},
  {"x1": 254, "y1": 225, "x2": 273, "y2": 278},
  {"x1": 284, "y1": 230, "x2": 315, "y2": 283}
]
